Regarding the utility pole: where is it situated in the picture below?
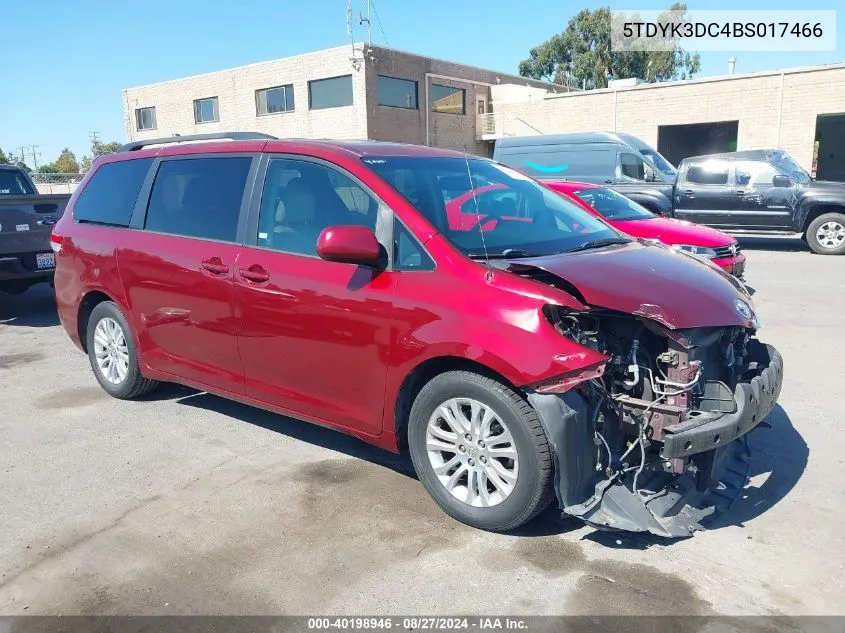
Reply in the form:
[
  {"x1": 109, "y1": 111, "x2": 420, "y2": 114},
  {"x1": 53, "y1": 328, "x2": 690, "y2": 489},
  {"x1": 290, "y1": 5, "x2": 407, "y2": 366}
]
[
  {"x1": 16, "y1": 146, "x2": 27, "y2": 166},
  {"x1": 90, "y1": 131, "x2": 100, "y2": 144},
  {"x1": 29, "y1": 145, "x2": 41, "y2": 169}
]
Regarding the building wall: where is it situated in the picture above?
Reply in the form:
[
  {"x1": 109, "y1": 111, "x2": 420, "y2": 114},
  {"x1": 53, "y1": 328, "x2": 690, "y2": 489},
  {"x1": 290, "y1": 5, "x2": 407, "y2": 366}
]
[
  {"x1": 122, "y1": 45, "x2": 369, "y2": 143},
  {"x1": 492, "y1": 65, "x2": 845, "y2": 170},
  {"x1": 363, "y1": 46, "x2": 567, "y2": 156},
  {"x1": 122, "y1": 44, "x2": 567, "y2": 157}
]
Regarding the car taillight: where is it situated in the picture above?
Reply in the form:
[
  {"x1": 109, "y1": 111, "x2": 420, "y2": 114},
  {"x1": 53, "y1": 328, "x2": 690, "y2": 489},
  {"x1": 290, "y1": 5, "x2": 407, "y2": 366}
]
[{"x1": 50, "y1": 233, "x2": 63, "y2": 253}]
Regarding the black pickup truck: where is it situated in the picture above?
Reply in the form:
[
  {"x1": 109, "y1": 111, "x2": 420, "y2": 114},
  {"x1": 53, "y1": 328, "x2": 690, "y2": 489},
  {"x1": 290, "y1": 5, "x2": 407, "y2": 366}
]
[
  {"x1": 0, "y1": 165, "x2": 71, "y2": 294},
  {"x1": 611, "y1": 149, "x2": 845, "y2": 256}
]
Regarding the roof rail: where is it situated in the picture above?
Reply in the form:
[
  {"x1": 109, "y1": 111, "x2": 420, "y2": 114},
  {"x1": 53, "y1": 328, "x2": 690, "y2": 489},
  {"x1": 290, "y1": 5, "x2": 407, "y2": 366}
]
[{"x1": 120, "y1": 132, "x2": 278, "y2": 152}]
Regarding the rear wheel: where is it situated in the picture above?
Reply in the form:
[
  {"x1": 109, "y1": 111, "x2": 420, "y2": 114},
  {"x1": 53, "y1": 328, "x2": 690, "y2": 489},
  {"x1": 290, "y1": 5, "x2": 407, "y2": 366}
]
[
  {"x1": 407, "y1": 371, "x2": 554, "y2": 532},
  {"x1": 807, "y1": 212, "x2": 845, "y2": 255},
  {"x1": 86, "y1": 301, "x2": 158, "y2": 399}
]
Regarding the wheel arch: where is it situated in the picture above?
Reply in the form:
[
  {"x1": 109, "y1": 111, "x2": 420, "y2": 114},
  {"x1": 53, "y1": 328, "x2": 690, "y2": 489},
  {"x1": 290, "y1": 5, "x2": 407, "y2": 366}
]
[
  {"x1": 800, "y1": 203, "x2": 845, "y2": 236},
  {"x1": 392, "y1": 355, "x2": 520, "y2": 454},
  {"x1": 77, "y1": 290, "x2": 120, "y2": 353}
]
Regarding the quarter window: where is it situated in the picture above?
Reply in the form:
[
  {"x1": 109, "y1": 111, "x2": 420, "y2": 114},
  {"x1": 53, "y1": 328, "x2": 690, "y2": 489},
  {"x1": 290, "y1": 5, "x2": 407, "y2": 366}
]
[
  {"x1": 135, "y1": 107, "x2": 156, "y2": 131},
  {"x1": 194, "y1": 97, "x2": 219, "y2": 123},
  {"x1": 686, "y1": 160, "x2": 730, "y2": 186},
  {"x1": 430, "y1": 84, "x2": 465, "y2": 114},
  {"x1": 73, "y1": 159, "x2": 153, "y2": 226},
  {"x1": 377, "y1": 76, "x2": 418, "y2": 109},
  {"x1": 309, "y1": 75, "x2": 353, "y2": 110},
  {"x1": 257, "y1": 158, "x2": 378, "y2": 257},
  {"x1": 256, "y1": 85, "x2": 295, "y2": 115},
  {"x1": 144, "y1": 157, "x2": 252, "y2": 242},
  {"x1": 394, "y1": 218, "x2": 434, "y2": 271}
]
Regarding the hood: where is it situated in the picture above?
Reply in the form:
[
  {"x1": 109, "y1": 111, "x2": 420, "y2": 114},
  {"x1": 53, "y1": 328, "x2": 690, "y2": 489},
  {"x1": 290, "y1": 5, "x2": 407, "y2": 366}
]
[
  {"x1": 613, "y1": 217, "x2": 734, "y2": 248},
  {"x1": 509, "y1": 241, "x2": 755, "y2": 330}
]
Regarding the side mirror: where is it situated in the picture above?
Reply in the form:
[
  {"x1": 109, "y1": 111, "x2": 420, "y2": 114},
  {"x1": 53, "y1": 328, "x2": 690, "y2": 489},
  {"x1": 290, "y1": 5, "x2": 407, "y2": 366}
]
[
  {"x1": 772, "y1": 175, "x2": 791, "y2": 188},
  {"x1": 316, "y1": 225, "x2": 383, "y2": 266}
]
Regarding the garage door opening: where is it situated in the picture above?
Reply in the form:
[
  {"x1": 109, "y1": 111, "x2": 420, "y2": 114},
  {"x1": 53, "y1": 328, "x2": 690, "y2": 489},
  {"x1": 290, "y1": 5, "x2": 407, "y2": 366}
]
[
  {"x1": 814, "y1": 114, "x2": 845, "y2": 182},
  {"x1": 657, "y1": 121, "x2": 739, "y2": 166}
]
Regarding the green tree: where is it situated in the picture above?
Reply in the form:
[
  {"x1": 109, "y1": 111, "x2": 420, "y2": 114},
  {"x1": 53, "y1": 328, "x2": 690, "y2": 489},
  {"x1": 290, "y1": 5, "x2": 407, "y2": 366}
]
[
  {"x1": 519, "y1": 3, "x2": 700, "y2": 89},
  {"x1": 0, "y1": 147, "x2": 9, "y2": 164},
  {"x1": 81, "y1": 139, "x2": 122, "y2": 172},
  {"x1": 53, "y1": 147, "x2": 80, "y2": 173},
  {"x1": 37, "y1": 163, "x2": 60, "y2": 174}
]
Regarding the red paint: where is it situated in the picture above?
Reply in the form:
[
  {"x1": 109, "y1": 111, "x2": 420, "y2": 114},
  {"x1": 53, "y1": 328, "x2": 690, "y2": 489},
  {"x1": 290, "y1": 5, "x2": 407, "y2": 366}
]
[
  {"x1": 316, "y1": 225, "x2": 382, "y2": 264},
  {"x1": 52, "y1": 139, "x2": 755, "y2": 454},
  {"x1": 546, "y1": 181, "x2": 746, "y2": 274}
]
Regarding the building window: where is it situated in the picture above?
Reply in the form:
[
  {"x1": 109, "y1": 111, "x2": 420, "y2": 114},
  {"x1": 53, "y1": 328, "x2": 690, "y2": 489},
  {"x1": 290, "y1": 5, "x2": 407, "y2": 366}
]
[
  {"x1": 308, "y1": 75, "x2": 353, "y2": 110},
  {"x1": 377, "y1": 75, "x2": 418, "y2": 109},
  {"x1": 256, "y1": 85, "x2": 295, "y2": 115},
  {"x1": 194, "y1": 97, "x2": 219, "y2": 123},
  {"x1": 430, "y1": 84, "x2": 465, "y2": 115},
  {"x1": 135, "y1": 107, "x2": 156, "y2": 131}
]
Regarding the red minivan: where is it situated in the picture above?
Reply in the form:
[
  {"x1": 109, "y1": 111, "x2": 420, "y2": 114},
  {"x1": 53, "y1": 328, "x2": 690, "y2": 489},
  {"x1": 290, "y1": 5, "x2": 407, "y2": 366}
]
[{"x1": 52, "y1": 133, "x2": 783, "y2": 538}]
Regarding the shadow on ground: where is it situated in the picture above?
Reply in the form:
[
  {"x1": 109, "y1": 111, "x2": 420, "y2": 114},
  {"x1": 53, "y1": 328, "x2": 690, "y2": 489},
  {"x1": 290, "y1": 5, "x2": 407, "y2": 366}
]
[
  {"x1": 147, "y1": 382, "x2": 806, "y2": 545},
  {"x1": 584, "y1": 404, "x2": 807, "y2": 550},
  {"x1": 737, "y1": 236, "x2": 808, "y2": 253},
  {"x1": 0, "y1": 285, "x2": 59, "y2": 327}
]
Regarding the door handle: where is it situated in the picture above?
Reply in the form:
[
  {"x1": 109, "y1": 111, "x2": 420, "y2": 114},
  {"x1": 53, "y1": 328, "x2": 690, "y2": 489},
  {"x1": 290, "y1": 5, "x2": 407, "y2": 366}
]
[
  {"x1": 239, "y1": 265, "x2": 270, "y2": 283},
  {"x1": 201, "y1": 257, "x2": 229, "y2": 275},
  {"x1": 733, "y1": 190, "x2": 746, "y2": 196},
  {"x1": 682, "y1": 189, "x2": 694, "y2": 195}
]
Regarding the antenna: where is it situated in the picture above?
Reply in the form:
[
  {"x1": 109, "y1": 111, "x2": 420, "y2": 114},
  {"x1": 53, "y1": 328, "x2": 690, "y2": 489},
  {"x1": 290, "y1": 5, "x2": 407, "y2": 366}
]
[
  {"x1": 359, "y1": 0, "x2": 372, "y2": 46},
  {"x1": 347, "y1": 0, "x2": 364, "y2": 70},
  {"x1": 463, "y1": 145, "x2": 493, "y2": 281}
]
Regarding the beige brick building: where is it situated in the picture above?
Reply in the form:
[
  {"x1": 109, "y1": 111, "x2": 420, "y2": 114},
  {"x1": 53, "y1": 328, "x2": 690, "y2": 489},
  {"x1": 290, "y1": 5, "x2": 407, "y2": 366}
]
[
  {"x1": 123, "y1": 49, "x2": 845, "y2": 180},
  {"x1": 122, "y1": 44, "x2": 569, "y2": 157},
  {"x1": 483, "y1": 63, "x2": 845, "y2": 180}
]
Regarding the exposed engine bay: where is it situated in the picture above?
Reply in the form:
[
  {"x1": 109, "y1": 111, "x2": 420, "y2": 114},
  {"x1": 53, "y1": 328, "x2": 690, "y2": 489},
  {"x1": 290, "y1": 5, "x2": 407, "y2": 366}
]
[{"x1": 528, "y1": 305, "x2": 784, "y2": 538}]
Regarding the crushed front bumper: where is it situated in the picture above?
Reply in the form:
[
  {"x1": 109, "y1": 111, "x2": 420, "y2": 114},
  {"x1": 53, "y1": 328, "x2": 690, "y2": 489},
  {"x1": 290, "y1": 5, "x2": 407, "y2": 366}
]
[
  {"x1": 662, "y1": 343, "x2": 783, "y2": 459},
  {"x1": 528, "y1": 341, "x2": 784, "y2": 538}
]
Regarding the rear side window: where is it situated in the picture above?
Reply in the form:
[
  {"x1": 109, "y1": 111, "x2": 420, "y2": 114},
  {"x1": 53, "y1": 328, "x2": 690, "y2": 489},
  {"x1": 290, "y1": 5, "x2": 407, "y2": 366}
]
[
  {"x1": 73, "y1": 158, "x2": 153, "y2": 226},
  {"x1": 144, "y1": 157, "x2": 252, "y2": 242},
  {"x1": 686, "y1": 161, "x2": 729, "y2": 185},
  {"x1": 0, "y1": 169, "x2": 34, "y2": 195}
]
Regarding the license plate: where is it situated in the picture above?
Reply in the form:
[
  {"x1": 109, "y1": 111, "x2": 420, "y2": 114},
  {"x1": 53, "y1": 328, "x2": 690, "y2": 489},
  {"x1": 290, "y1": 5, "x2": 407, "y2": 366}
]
[
  {"x1": 36, "y1": 253, "x2": 55, "y2": 270},
  {"x1": 733, "y1": 260, "x2": 745, "y2": 277}
]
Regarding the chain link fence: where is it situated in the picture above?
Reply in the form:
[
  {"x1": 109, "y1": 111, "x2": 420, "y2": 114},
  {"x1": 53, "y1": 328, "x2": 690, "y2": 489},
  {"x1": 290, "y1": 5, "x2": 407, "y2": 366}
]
[{"x1": 28, "y1": 172, "x2": 84, "y2": 195}]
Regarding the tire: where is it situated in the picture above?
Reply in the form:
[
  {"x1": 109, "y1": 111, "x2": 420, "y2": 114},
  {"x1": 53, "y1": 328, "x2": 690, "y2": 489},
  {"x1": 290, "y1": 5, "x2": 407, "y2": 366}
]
[
  {"x1": 86, "y1": 301, "x2": 158, "y2": 399},
  {"x1": 407, "y1": 370, "x2": 554, "y2": 532},
  {"x1": 806, "y1": 212, "x2": 845, "y2": 255}
]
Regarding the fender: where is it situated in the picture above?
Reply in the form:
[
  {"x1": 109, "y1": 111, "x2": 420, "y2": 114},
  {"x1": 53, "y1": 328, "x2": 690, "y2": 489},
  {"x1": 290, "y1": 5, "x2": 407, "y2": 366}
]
[{"x1": 795, "y1": 191, "x2": 845, "y2": 232}]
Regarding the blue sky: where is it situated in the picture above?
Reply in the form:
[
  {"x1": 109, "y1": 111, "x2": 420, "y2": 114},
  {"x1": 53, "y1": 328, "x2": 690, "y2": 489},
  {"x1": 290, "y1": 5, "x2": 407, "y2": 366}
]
[{"x1": 1, "y1": 0, "x2": 842, "y2": 166}]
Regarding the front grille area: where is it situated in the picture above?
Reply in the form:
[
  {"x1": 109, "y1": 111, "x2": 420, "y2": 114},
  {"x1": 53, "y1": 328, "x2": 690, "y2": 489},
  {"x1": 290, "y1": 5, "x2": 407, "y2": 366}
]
[{"x1": 713, "y1": 244, "x2": 741, "y2": 259}]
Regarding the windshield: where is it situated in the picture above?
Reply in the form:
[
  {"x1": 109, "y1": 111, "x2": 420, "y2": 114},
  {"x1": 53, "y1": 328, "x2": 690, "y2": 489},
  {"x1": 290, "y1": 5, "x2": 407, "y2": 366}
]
[
  {"x1": 363, "y1": 156, "x2": 627, "y2": 257},
  {"x1": 638, "y1": 149, "x2": 676, "y2": 176},
  {"x1": 0, "y1": 169, "x2": 34, "y2": 195},
  {"x1": 572, "y1": 187, "x2": 655, "y2": 221},
  {"x1": 772, "y1": 153, "x2": 810, "y2": 183}
]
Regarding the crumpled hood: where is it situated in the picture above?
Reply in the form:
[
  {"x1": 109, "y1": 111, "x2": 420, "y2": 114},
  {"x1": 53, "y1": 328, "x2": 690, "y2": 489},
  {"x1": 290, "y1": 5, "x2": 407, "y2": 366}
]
[{"x1": 511, "y1": 241, "x2": 755, "y2": 329}]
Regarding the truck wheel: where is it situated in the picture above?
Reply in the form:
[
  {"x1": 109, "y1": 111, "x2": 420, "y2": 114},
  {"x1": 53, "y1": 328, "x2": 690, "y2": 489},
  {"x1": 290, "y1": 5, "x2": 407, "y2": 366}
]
[
  {"x1": 407, "y1": 371, "x2": 554, "y2": 532},
  {"x1": 807, "y1": 212, "x2": 845, "y2": 255},
  {"x1": 86, "y1": 301, "x2": 159, "y2": 399}
]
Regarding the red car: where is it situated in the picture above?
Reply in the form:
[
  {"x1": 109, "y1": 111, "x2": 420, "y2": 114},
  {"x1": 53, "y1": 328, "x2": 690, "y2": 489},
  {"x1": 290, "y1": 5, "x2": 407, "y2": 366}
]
[
  {"x1": 52, "y1": 133, "x2": 782, "y2": 538},
  {"x1": 546, "y1": 181, "x2": 746, "y2": 277}
]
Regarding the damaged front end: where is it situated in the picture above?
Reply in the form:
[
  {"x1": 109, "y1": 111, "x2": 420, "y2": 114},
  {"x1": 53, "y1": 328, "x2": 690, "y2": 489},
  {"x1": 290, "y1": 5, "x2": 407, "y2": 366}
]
[{"x1": 527, "y1": 307, "x2": 784, "y2": 538}]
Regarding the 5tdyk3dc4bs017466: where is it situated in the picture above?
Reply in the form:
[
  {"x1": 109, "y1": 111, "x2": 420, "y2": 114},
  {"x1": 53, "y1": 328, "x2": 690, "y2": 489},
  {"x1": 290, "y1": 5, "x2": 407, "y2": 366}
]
[{"x1": 51, "y1": 133, "x2": 783, "y2": 538}]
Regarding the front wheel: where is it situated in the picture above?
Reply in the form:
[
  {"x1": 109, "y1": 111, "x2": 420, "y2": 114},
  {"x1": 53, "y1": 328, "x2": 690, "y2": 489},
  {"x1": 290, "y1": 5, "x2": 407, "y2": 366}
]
[
  {"x1": 86, "y1": 301, "x2": 159, "y2": 399},
  {"x1": 407, "y1": 371, "x2": 554, "y2": 532},
  {"x1": 807, "y1": 212, "x2": 845, "y2": 255}
]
